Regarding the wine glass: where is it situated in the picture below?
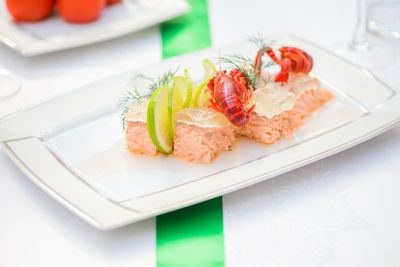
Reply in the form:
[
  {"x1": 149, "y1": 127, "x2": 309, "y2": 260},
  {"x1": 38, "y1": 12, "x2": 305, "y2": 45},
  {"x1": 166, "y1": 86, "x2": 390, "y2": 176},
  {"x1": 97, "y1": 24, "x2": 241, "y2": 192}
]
[
  {"x1": 0, "y1": 69, "x2": 20, "y2": 101},
  {"x1": 349, "y1": 0, "x2": 370, "y2": 51},
  {"x1": 335, "y1": 0, "x2": 395, "y2": 69},
  {"x1": 367, "y1": 0, "x2": 400, "y2": 39}
]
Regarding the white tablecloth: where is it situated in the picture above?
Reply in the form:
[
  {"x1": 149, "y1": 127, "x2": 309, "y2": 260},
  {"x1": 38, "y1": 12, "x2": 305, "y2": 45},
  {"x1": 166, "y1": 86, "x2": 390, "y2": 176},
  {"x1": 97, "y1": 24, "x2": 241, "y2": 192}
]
[{"x1": 1, "y1": 0, "x2": 400, "y2": 266}]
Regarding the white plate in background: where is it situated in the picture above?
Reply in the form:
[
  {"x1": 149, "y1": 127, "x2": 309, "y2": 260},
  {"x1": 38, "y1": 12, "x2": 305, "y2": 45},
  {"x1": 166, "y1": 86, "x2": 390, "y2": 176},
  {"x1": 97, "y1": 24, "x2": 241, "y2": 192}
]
[{"x1": 0, "y1": 0, "x2": 189, "y2": 56}]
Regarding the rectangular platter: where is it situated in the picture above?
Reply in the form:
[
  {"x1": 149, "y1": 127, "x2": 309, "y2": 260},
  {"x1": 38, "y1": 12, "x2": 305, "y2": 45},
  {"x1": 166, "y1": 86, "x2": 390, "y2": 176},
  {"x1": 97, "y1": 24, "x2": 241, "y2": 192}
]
[{"x1": 1, "y1": 35, "x2": 399, "y2": 230}]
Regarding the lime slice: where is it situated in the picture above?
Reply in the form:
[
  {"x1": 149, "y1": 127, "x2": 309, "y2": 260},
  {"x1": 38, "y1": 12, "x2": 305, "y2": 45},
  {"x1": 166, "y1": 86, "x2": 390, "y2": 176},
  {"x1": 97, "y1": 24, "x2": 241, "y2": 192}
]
[
  {"x1": 192, "y1": 59, "x2": 215, "y2": 107},
  {"x1": 183, "y1": 69, "x2": 193, "y2": 108},
  {"x1": 168, "y1": 76, "x2": 189, "y2": 138},
  {"x1": 187, "y1": 77, "x2": 198, "y2": 107},
  {"x1": 147, "y1": 85, "x2": 173, "y2": 154},
  {"x1": 195, "y1": 85, "x2": 213, "y2": 108}
]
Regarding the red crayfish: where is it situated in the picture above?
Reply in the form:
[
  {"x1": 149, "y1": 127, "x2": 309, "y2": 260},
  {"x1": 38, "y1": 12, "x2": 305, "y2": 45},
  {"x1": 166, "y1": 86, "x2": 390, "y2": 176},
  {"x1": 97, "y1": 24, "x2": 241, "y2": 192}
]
[
  {"x1": 254, "y1": 46, "x2": 313, "y2": 83},
  {"x1": 207, "y1": 69, "x2": 255, "y2": 127}
]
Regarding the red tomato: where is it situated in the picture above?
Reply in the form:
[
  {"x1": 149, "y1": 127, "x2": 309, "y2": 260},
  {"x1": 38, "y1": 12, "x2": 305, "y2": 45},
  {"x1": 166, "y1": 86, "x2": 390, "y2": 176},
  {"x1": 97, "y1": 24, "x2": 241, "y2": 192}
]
[
  {"x1": 6, "y1": 0, "x2": 55, "y2": 22},
  {"x1": 57, "y1": 0, "x2": 106, "y2": 23},
  {"x1": 107, "y1": 0, "x2": 122, "y2": 5}
]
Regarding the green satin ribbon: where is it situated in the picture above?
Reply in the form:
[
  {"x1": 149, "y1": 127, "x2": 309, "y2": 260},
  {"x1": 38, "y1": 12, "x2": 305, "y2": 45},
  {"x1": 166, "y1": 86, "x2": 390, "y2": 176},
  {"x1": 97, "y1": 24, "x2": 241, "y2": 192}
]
[
  {"x1": 157, "y1": 0, "x2": 225, "y2": 266},
  {"x1": 156, "y1": 198, "x2": 225, "y2": 267},
  {"x1": 161, "y1": 0, "x2": 211, "y2": 59}
]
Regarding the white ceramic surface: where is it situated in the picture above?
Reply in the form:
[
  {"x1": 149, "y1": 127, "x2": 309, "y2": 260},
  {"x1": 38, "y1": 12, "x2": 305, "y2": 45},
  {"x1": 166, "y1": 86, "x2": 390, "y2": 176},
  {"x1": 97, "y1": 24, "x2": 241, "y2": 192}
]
[
  {"x1": 0, "y1": 0, "x2": 189, "y2": 56},
  {"x1": 1, "y1": 36, "x2": 399, "y2": 230}
]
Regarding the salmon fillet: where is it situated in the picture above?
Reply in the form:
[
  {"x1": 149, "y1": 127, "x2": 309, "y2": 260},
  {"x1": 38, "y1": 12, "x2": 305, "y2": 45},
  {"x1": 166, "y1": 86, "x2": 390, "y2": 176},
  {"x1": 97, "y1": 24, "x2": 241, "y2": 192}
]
[
  {"x1": 124, "y1": 105, "x2": 236, "y2": 163},
  {"x1": 240, "y1": 88, "x2": 333, "y2": 144},
  {"x1": 125, "y1": 100, "x2": 158, "y2": 155},
  {"x1": 288, "y1": 88, "x2": 333, "y2": 129},
  {"x1": 125, "y1": 121, "x2": 158, "y2": 155},
  {"x1": 173, "y1": 108, "x2": 236, "y2": 164},
  {"x1": 239, "y1": 72, "x2": 334, "y2": 144}
]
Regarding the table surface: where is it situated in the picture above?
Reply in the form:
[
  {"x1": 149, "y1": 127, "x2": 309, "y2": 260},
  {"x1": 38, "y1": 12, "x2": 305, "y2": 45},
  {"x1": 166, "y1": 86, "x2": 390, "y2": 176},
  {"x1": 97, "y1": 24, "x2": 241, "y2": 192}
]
[{"x1": 1, "y1": 0, "x2": 400, "y2": 266}]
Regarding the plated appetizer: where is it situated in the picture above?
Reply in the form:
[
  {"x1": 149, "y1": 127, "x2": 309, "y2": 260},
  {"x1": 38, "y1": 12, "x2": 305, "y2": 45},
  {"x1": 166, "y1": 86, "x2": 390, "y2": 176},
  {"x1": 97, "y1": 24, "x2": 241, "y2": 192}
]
[{"x1": 120, "y1": 38, "x2": 333, "y2": 164}]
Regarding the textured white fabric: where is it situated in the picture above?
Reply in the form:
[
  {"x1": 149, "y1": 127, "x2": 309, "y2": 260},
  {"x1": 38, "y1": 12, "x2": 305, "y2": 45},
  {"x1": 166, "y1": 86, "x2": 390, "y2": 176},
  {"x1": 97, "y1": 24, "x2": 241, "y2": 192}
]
[{"x1": 1, "y1": 0, "x2": 400, "y2": 266}]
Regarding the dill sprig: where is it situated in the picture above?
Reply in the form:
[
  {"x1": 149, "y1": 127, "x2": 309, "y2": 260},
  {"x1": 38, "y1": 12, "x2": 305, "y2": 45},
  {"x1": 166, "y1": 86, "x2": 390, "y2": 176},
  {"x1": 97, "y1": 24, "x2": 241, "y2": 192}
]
[
  {"x1": 146, "y1": 67, "x2": 179, "y2": 93},
  {"x1": 218, "y1": 54, "x2": 274, "y2": 90},
  {"x1": 118, "y1": 67, "x2": 179, "y2": 129},
  {"x1": 216, "y1": 34, "x2": 278, "y2": 90},
  {"x1": 248, "y1": 33, "x2": 278, "y2": 51},
  {"x1": 218, "y1": 55, "x2": 254, "y2": 90}
]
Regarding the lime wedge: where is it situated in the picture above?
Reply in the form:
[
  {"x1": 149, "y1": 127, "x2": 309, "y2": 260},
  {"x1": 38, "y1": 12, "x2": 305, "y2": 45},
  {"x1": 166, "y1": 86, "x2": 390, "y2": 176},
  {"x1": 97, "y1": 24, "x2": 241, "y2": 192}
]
[
  {"x1": 147, "y1": 85, "x2": 173, "y2": 154},
  {"x1": 192, "y1": 59, "x2": 216, "y2": 107},
  {"x1": 168, "y1": 76, "x2": 186, "y2": 138},
  {"x1": 168, "y1": 70, "x2": 194, "y2": 138},
  {"x1": 186, "y1": 73, "x2": 198, "y2": 107},
  {"x1": 195, "y1": 84, "x2": 213, "y2": 108},
  {"x1": 183, "y1": 69, "x2": 193, "y2": 108}
]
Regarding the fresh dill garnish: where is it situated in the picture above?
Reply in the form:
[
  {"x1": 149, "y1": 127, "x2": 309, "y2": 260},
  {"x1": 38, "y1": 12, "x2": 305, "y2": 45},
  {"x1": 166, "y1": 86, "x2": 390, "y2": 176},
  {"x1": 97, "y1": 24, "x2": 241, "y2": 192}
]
[
  {"x1": 218, "y1": 54, "x2": 274, "y2": 91},
  {"x1": 218, "y1": 55, "x2": 254, "y2": 90},
  {"x1": 248, "y1": 33, "x2": 278, "y2": 51},
  {"x1": 118, "y1": 67, "x2": 179, "y2": 129},
  {"x1": 216, "y1": 34, "x2": 277, "y2": 90},
  {"x1": 146, "y1": 67, "x2": 179, "y2": 93}
]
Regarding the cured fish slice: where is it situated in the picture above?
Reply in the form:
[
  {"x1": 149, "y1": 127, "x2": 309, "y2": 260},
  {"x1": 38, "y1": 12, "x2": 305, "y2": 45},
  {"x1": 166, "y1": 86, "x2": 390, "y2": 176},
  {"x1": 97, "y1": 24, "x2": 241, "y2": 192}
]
[
  {"x1": 125, "y1": 100, "x2": 158, "y2": 155},
  {"x1": 288, "y1": 87, "x2": 333, "y2": 129},
  {"x1": 125, "y1": 103, "x2": 236, "y2": 163},
  {"x1": 173, "y1": 108, "x2": 236, "y2": 164},
  {"x1": 239, "y1": 73, "x2": 333, "y2": 144}
]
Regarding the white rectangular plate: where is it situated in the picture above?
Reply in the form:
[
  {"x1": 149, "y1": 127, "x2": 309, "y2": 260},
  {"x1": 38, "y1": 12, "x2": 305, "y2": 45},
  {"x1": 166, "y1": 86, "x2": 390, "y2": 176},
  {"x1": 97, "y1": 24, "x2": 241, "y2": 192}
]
[
  {"x1": 1, "y1": 36, "x2": 399, "y2": 230},
  {"x1": 0, "y1": 0, "x2": 189, "y2": 56}
]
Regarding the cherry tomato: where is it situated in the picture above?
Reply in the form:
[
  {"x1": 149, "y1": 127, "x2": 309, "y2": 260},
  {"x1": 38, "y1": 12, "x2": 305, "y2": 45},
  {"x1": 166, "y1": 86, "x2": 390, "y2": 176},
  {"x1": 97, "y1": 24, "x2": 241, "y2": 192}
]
[
  {"x1": 107, "y1": 0, "x2": 122, "y2": 5},
  {"x1": 6, "y1": 0, "x2": 55, "y2": 22},
  {"x1": 57, "y1": 0, "x2": 106, "y2": 23}
]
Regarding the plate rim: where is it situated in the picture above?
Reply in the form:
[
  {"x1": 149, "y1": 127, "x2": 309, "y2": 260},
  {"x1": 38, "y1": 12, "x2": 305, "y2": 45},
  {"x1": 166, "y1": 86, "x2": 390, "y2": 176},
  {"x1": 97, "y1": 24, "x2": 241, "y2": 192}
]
[{"x1": 1, "y1": 35, "x2": 400, "y2": 230}]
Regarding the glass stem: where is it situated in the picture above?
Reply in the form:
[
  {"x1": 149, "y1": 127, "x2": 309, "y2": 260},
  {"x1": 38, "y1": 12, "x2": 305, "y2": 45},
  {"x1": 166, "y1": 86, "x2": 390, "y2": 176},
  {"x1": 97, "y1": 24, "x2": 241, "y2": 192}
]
[{"x1": 350, "y1": 0, "x2": 369, "y2": 51}]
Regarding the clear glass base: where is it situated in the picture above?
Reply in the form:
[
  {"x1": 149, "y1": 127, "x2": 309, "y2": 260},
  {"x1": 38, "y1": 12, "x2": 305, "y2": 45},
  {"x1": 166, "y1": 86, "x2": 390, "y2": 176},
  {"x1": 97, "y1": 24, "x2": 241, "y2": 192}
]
[
  {"x1": 367, "y1": 2, "x2": 400, "y2": 39},
  {"x1": 349, "y1": 40, "x2": 370, "y2": 52},
  {"x1": 335, "y1": 40, "x2": 396, "y2": 70},
  {"x1": 368, "y1": 20, "x2": 400, "y2": 39},
  {"x1": 0, "y1": 70, "x2": 20, "y2": 101}
]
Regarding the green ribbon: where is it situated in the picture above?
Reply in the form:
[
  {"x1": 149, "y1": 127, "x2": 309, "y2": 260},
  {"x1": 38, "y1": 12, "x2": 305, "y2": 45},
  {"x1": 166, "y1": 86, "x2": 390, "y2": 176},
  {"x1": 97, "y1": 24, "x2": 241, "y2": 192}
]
[
  {"x1": 161, "y1": 0, "x2": 211, "y2": 59},
  {"x1": 156, "y1": 198, "x2": 225, "y2": 267},
  {"x1": 157, "y1": 1, "x2": 225, "y2": 266}
]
